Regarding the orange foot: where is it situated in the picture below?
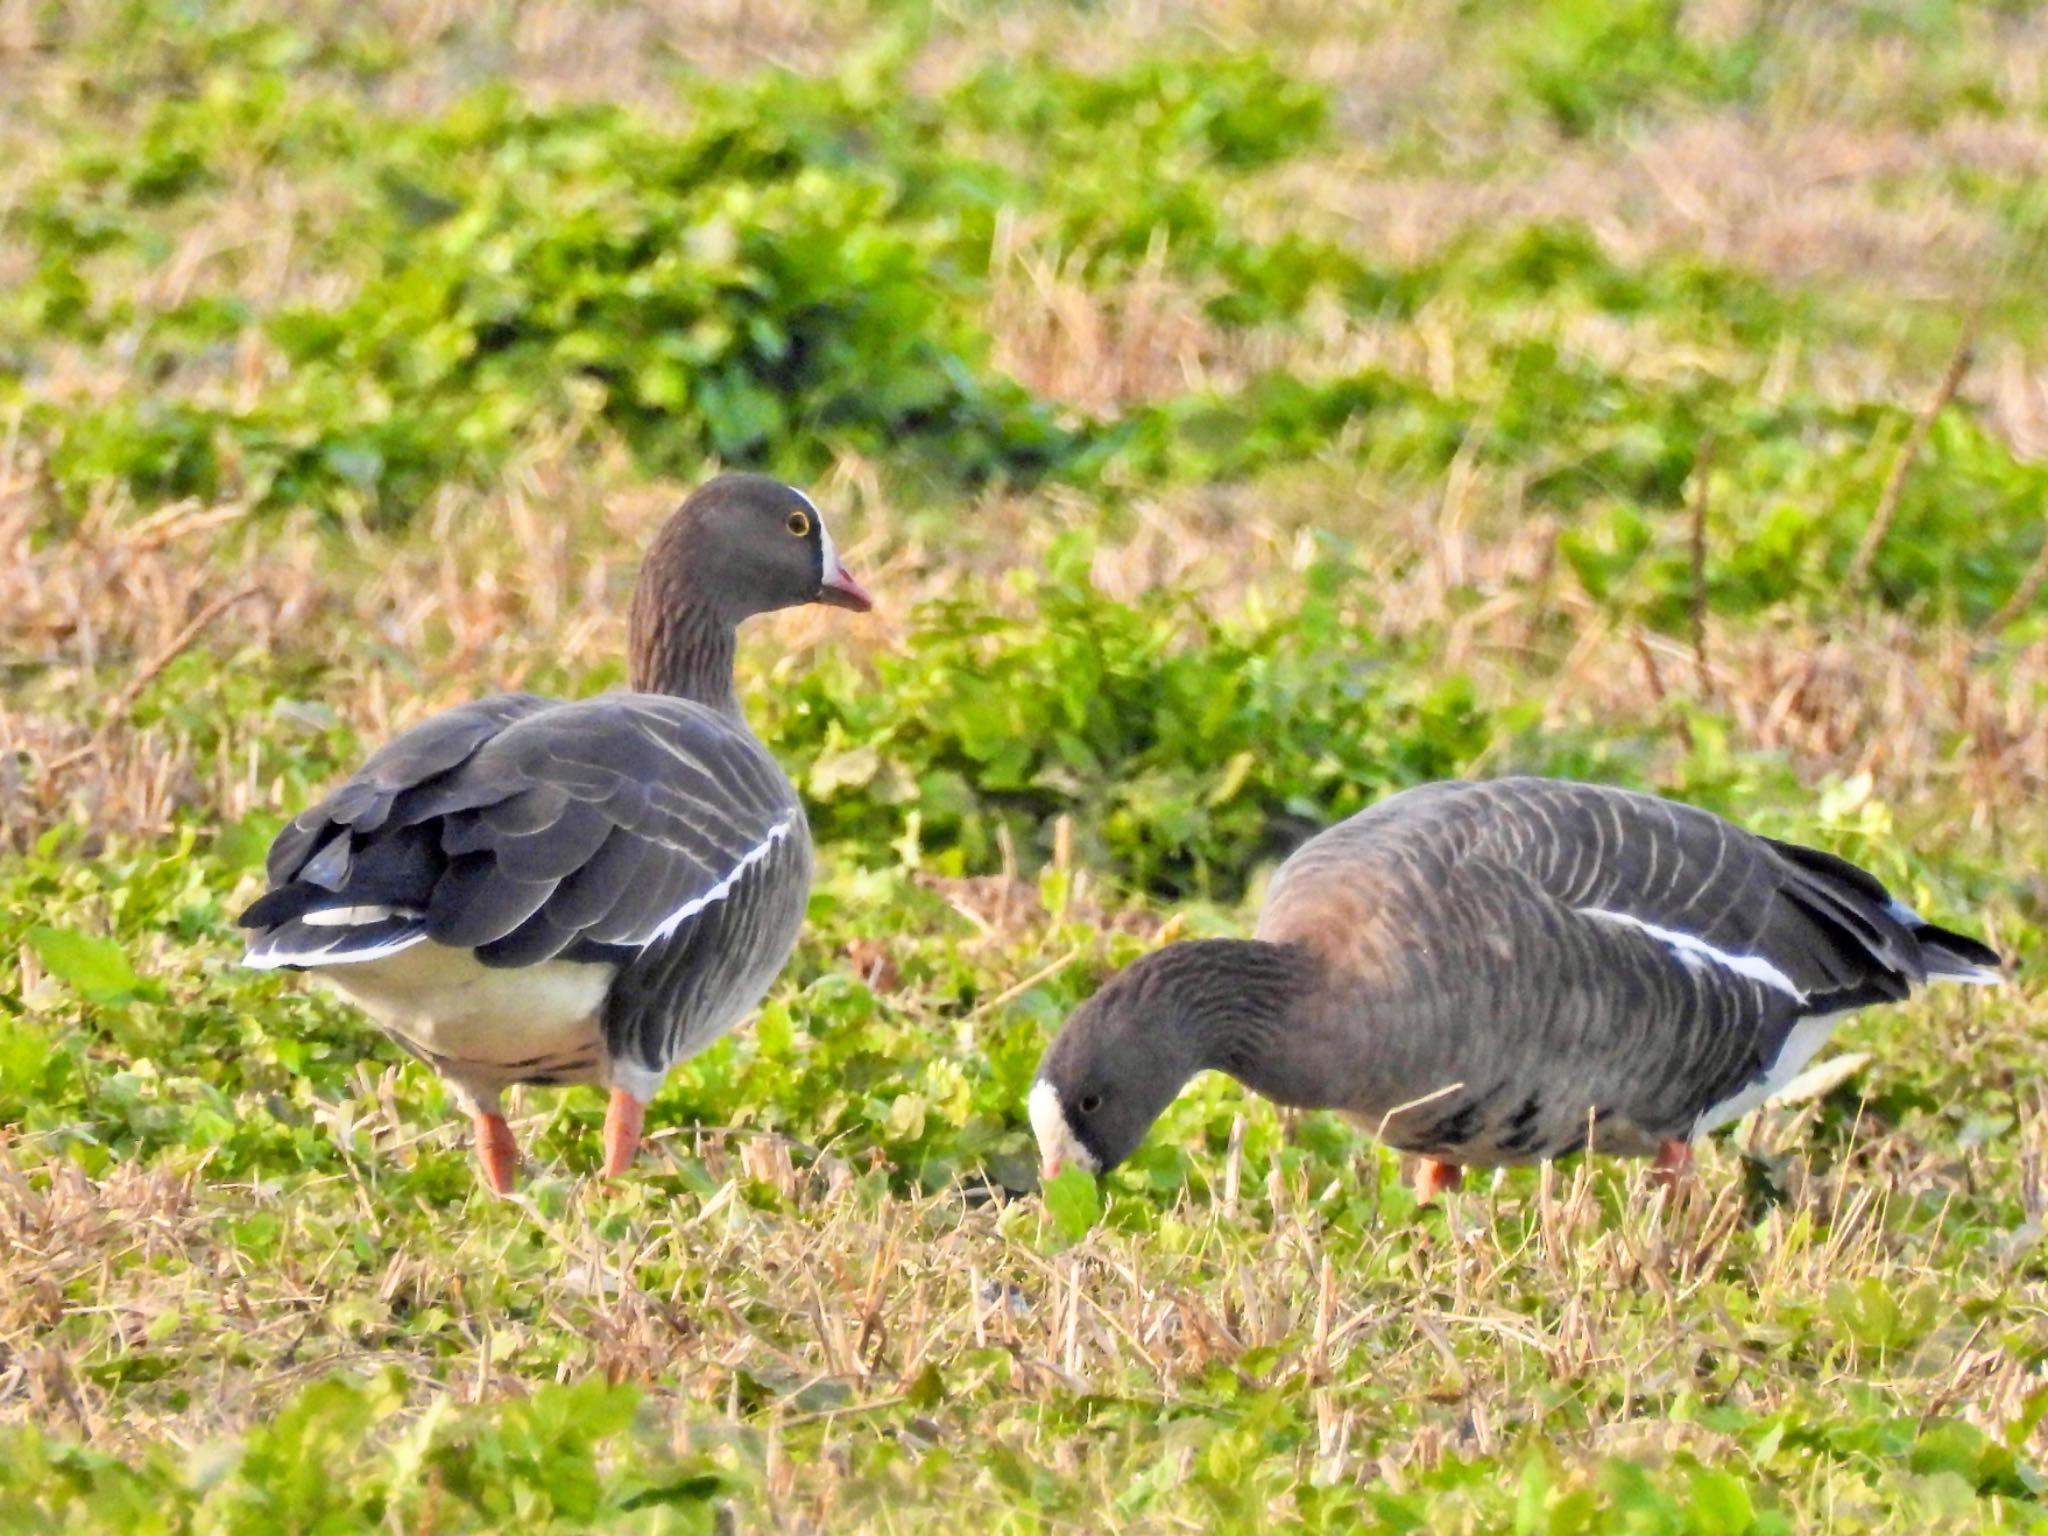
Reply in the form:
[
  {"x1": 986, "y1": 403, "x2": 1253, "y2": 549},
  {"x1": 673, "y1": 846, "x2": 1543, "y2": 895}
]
[
  {"x1": 1415, "y1": 1158, "x2": 1465, "y2": 1205},
  {"x1": 602, "y1": 1088, "x2": 647, "y2": 1179},
  {"x1": 473, "y1": 1110, "x2": 519, "y2": 1196},
  {"x1": 1652, "y1": 1138, "x2": 1693, "y2": 1190}
]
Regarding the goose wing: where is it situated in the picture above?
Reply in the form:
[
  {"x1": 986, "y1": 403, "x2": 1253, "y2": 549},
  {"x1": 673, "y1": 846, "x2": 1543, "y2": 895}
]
[
  {"x1": 1447, "y1": 778, "x2": 1998, "y2": 1139},
  {"x1": 239, "y1": 693, "x2": 804, "y2": 985},
  {"x1": 1274, "y1": 777, "x2": 1999, "y2": 1153},
  {"x1": 1453, "y1": 778, "x2": 1999, "y2": 1011}
]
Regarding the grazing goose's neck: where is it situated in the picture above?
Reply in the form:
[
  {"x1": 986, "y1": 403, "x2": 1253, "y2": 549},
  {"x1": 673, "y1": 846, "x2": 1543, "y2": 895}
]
[
  {"x1": 1140, "y1": 939, "x2": 1323, "y2": 1082},
  {"x1": 628, "y1": 535, "x2": 742, "y2": 717}
]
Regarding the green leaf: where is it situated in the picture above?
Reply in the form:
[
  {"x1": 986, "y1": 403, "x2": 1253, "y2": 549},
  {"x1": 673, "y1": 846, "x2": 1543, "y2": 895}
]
[
  {"x1": 1686, "y1": 1466, "x2": 1755, "y2": 1535},
  {"x1": 1042, "y1": 1164, "x2": 1101, "y2": 1242},
  {"x1": 29, "y1": 927, "x2": 142, "y2": 1004},
  {"x1": 2004, "y1": 1386, "x2": 2048, "y2": 1452},
  {"x1": 905, "y1": 1361, "x2": 945, "y2": 1410}
]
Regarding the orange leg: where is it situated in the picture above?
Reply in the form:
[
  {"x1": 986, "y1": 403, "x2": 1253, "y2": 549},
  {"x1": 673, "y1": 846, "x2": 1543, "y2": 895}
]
[
  {"x1": 472, "y1": 1110, "x2": 519, "y2": 1196},
  {"x1": 1415, "y1": 1158, "x2": 1465, "y2": 1205},
  {"x1": 1652, "y1": 1138, "x2": 1693, "y2": 1189},
  {"x1": 602, "y1": 1088, "x2": 647, "y2": 1178}
]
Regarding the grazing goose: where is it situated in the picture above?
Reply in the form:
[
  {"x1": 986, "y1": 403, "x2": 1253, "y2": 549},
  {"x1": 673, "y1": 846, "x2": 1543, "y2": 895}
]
[
  {"x1": 240, "y1": 474, "x2": 871, "y2": 1193},
  {"x1": 1031, "y1": 777, "x2": 2000, "y2": 1198}
]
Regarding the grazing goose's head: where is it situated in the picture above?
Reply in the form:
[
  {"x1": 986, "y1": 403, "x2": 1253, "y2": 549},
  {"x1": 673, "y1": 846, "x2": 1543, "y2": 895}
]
[
  {"x1": 1030, "y1": 939, "x2": 1320, "y2": 1181},
  {"x1": 630, "y1": 473, "x2": 872, "y2": 701},
  {"x1": 1031, "y1": 963, "x2": 1193, "y2": 1181}
]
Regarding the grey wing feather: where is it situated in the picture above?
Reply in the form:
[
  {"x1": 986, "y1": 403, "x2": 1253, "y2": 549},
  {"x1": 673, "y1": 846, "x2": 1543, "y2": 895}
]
[
  {"x1": 240, "y1": 694, "x2": 805, "y2": 992},
  {"x1": 1452, "y1": 778, "x2": 1979, "y2": 1009},
  {"x1": 260, "y1": 694, "x2": 553, "y2": 884}
]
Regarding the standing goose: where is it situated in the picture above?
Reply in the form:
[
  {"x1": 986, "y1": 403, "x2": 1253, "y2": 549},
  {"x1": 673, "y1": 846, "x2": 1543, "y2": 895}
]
[
  {"x1": 1031, "y1": 777, "x2": 2000, "y2": 1197},
  {"x1": 240, "y1": 474, "x2": 871, "y2": 1193}
]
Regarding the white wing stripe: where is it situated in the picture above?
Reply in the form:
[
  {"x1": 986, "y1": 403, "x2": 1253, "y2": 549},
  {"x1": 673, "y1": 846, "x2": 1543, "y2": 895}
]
[
  {"x1": 302, "y1": 904, "x2": 421, "y2": 927},
  {"x1": 640, "y1": 812, "x2": 796, "y2": 946},
  {"x1": 1577, "y1": 906, "x2": 1807, "y2": 1000},
  {"x1": 243, "y1": 930, "x2": 428, "y2": 970}
]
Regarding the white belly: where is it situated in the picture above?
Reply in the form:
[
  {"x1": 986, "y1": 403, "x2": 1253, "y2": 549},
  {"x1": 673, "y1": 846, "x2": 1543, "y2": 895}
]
[{"x1": 319, "y1": 940, "x2": 615, "y2": 1086}]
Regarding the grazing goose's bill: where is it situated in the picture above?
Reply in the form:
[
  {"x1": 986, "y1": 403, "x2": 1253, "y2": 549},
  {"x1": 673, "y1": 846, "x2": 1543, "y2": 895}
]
[
  {"x1": 1031, "y1": 777, "x2": 2001, "y2": 1199},
  {"x1": 240, "y1": 474, "x2": 872, "y2": 1193}
]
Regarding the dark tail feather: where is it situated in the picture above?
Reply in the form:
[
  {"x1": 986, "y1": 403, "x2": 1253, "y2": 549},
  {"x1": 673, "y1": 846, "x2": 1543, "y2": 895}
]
[
  {"x1": 1913, "y1": 921, "x2": 2003, "y2": 983},
  {"x1": 1767, "y1": 835, "x2": 2001, "y2": 987},
  {"x1": 1762, "y1": 837, "x2": 1893, "y2": 906}
]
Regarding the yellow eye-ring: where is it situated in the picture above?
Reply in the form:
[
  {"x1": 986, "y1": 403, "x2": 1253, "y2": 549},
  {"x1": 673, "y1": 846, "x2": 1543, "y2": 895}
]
[{"x1": 786, "y1": 510, "x2": 811, "y2": 538}]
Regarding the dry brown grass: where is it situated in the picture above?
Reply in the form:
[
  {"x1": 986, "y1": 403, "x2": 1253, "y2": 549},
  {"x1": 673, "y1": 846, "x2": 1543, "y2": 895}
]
[
  {"x1": 8, "y1": 1084, "x2": 2045, "y2": 1496},
  {"x1": 988, "y1": 227, "x2": 1234, "y2": 412},
  {"x1": 11, "y1": 418, "x2": 2048, "y2": 864}
]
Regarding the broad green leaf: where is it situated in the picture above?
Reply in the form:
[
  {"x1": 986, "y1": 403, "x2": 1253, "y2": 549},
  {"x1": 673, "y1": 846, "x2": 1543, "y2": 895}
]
[
  {"x1": 29, "y1": 927, "x2": 141, "y2": 1005},
  {"x1": 1042, "y1": 1164, "x2": 1101, "y2": 1242}
]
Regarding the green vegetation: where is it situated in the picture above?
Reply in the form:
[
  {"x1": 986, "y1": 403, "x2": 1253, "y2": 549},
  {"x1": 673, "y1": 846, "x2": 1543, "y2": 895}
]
[{"x1": 4, "y1": 1, "x2": 2047, "y2": 1530}]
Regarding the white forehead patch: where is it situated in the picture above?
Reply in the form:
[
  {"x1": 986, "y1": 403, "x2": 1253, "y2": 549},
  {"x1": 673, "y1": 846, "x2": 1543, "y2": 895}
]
[
  {"x1": 793, "y1": 487, "x2": 843, "y2": 580},
  {"x1": 817, "y1": 513, "x2": 841, "y2": 581},
  {"x1": 1028, "y1": 1080, "x2": 1100, "y2": 1175}
]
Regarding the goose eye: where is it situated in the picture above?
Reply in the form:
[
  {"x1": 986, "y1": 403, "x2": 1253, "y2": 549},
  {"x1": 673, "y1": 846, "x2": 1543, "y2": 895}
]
[
  {"x1": 1078, "y1": 1093, "x2": 1103, "y2": 1115},
  {"x1": 786, "y1": 510, "x2": 811, "y2": 538}
]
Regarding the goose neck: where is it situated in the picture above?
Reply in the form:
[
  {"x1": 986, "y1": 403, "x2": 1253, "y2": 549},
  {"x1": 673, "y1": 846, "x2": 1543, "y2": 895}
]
[
  {"x1": 1154, "y1": 938, "x2": 1321, "y2": 1080},
  {"x1": 628, "y1": 567, "x2": 743, "y2": 717}
]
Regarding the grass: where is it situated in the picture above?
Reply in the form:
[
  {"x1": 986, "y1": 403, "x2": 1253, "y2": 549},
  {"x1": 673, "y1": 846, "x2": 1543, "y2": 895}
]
[{"x1": 4, "y1": 0, "x2": 2048, "y2": 1529}]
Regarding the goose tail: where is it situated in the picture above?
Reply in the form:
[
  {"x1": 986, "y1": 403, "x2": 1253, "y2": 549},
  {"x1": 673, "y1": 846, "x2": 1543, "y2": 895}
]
[{"x1": 1894, "y1": 907, "x2": 2003, "y2": 986}]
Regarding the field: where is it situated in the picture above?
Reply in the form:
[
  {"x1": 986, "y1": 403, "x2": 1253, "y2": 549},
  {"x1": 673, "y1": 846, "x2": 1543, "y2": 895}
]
[{"x1": 4, "y1": 0, "x2": 2048, "y2": 1528}]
